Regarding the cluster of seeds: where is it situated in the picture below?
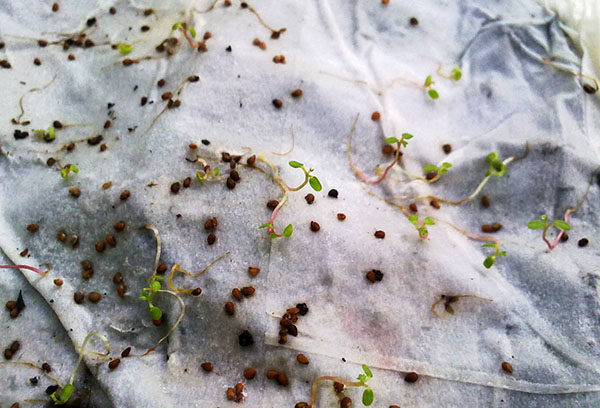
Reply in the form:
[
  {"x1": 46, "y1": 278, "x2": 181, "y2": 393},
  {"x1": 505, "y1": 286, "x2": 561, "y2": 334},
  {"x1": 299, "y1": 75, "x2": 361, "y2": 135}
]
[
  {"x1": 5, "y1": 292, "x2": 24, "y2": 319},
  {"x1": 204, "y1": 216, "x2": 218, "y2": 245},
  {"x1": 226, "y1": 382, "x2": 245, "y2": 402},
  {"x1": 278, "y1": 303, "x2": 308, "y2": 345},
  {"x1": 3, "y1": 340, "x2": 20, "y2": 360},
  {"x1": 266, "y1": 369, "x2": 289, "y2": 386}
]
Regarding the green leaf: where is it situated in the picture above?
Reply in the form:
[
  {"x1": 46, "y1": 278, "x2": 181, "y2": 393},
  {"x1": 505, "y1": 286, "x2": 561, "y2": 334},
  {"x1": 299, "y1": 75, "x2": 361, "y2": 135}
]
[
  {"x1": 486, "y1": 152, "x2": 498, "y2": 163},
  {"x1": 117, "y1": 43, "x2": 132, "y2": 55},
  {"x1": 527, "y1": 220, "x2": 545, "y2": 230},
  {"x1": 362, "y1": 388, "x2": 374, "y2": 406},
  {"x1": 552, "y1": 220, "x2": 570, "y2": 231},
  {"x1": 451, "y1": 67, "x2": 462, "y2": 81},
  {"x1": 428, "y1": 89, "x2": 439, "y2": 100},
  {"x1": 424, "y1": 75, "x2": 433, "y2": 87},
  {"x1": 188, "y1": 26, "x2": 196, "y2": 38},
  {"x1": 408, "y1": 214, "x2": 418, "y2": 224},
  {"x1": 34, "y1": 129, "x2": 46, "y2": 139},
  {"x1": 289, "y1": 160, "x2": 303, "y2": 168},
  {"x1": 423, "y1": 217, "x2": 435, "y2": 225},
  {"x1": 150, "y1": 306, "x2": 162, "y2": 321},
  {"x1": 172, "y1": 22, "x2": 182, "y2": 30},
  {"x1": 441, "y1": 162, "x2": 452, "y2": 169},
  {"x1": 47, "y1": 127, "x2": 56, "y2": 139},
  {"x1": 357, "y1": 373, "x2": 367, "y2": 384},
  {"x1": 151, "y1": 281, "x2": 161, "y2": 292},
  {"x1": 483, "y1": 256, "x2": 495, "y2": 269},
  {"x1": 384, "y1": 137, "x2": 399, "y2": 144},
  {"x1": 309, "y1": 176, "x2": 322, "y2": 192},
  {"x1": 213, "y1": 167, "x2": 219, "y2": 176},
  {"x1": 423, "y1": 164, "x2": 438, "y2": 172},
  {"x1": 70, "y1": 165, "x2": 79, "y2": 174},
  {"x1": 402, "y1": 133, "x2": 413, "y2": 140},
  {"x1": 259, "y1": 222, "x2": 273, "y2": 229},
  {"x1": 499, "y1": 251, "x2": 507, "y2": 256},
  {"x1": 362, "y1": 364, "x2": 373, "y2": 378},
  {"x1": 196, "y1": 171, "x2": 205, "y2": 181},
  {"x1": 51, "y1": 384, "x2": 74, "y2": 405},
  {"x1": 482, "y1": 243, "x2": 497, "y2": 248},
  {"x1": 283, "y1": 224, "x2": 293, "y2": 237},
  {"x1": 60, "y1": 167, "x2": 69, "y2": 178}
]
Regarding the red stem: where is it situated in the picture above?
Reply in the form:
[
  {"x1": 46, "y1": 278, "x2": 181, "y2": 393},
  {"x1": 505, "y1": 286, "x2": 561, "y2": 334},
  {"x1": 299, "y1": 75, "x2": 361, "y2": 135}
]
[
  {"x1": 544, "y1": 210, "x2": 571, "y2": 251},
  {"x1": 359, "y1": 143, "x2": 401, "y2": 185},
  {"x1": 0, "y1": 264, "x2": 45, "y2": 275}
]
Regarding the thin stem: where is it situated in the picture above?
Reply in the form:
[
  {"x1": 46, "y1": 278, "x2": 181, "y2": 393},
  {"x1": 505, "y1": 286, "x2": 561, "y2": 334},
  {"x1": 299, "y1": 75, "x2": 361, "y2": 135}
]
[
  {"x1": 167, "y1": 252, "x2": 230, "y2": 294},
  {"x1": 542, "y1": 58, "x2": 599, "y2": 91},
  {"x1": 142, "y1": 290, "x2": 185, "y2": 356},
  {"x1": 70, "y1": 332, "x2": 110, "y2": 385},
  {"x1": 0, "y1": 361, "x2": 63, "y2": 387},
  {"x1": 268, "y1": 192, "x2": 289, "y2": 236},
  {"x1": 144, "y1": 225, "x2": 161, "y2": 277},
  {"x1": 431, "y1": 294, "x2": 492, "y2": 318},
  {"x1": 309, "y1": 376, "x2": 363, "y2": 407},
  {"x1": 0, "y1": 264, "x2": 48, "y2": 276},
  {"x1": 13, "y1": 75, "x2": 57, "y2": 124}
]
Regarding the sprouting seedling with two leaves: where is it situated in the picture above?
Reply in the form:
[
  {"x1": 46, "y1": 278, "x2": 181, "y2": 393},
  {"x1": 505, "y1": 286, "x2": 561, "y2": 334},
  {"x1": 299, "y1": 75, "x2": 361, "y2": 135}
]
[
  {"x1": 423, "y1": 162, "x2": 452, "y2": 182},
  {"x1": 259, "y1": 160, "x2": 322, "y2": 239},
  {"x1": 60, "y1": 164, "x2": 79, "y2": 179},
  {"x1": 482, "y1": 242, "x2": 506, "y2": 268},
  {"x1": 408, "y1": 215, "x2": 434, "y2": 239},
  {"x1": 139, "y1": 276, "x2": 165, "y2": 323},
  {"x1": 424, "y1": 67, "x2": 461, "y2": 100},
  {"x1": 172, "y1": 22, "x2": 199, "y2": 48},
  {"x1": 527, "y1": 215, "x2": 570, "y2": 250},
  {"x1": 196, "y1": 166, "x2": 220, "y2": 181},
  {"x1": 307, "y1": 364, "x2": 375, "y2": 407}
]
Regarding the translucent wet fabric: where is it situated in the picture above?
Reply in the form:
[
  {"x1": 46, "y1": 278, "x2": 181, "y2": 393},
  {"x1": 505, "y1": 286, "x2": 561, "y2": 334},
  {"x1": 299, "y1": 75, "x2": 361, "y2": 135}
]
[{"x1": 1, "y1": 0, "x2": 599, "y2": 406}]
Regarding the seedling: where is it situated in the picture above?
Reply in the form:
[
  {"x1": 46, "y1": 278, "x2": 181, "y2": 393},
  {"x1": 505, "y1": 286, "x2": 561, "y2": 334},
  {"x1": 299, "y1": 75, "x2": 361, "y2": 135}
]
[
  {"x1": 167, "y1": 252, "x2": 230, "y2": 294},
  {"x1": 423, "y1": 162, "x2": 452, "y2": 182},
  {"x1": 0, "y1": 264, "x2": 48, "y2": 275},
  {"x1": 196, "y1": 165, "x2": 220, "y2": 181},
  {"x1": 258, "y1": 159, "x2": 321, "y2": 238},
  {"x1": 139, "y1": 275, "x2": 165, "y2": 322},
  {"x1": 408, "y1": 214, "x2": 434, "y2": 239},
  {"x1": 34, "y1": 127, "x2": 56, "y2": 142},
  {"x1": 307, "y1": 364, "x2": 375, "y2": 407},
  {"x1": 173, "y1": 22, "x2": 199, "y2": 48},
  {"x1": 11, "y1": 74, "x2": 57, "y2": 125},
  {"x1": 349, "y1": 118, "x2": 414, "y2": 185},
  {"x1": 431, "y1": 294, "x2": 492, "y2": 318},
  {"x1": 482, "y1": 242, "x2": 506, "y2": 268},
  {"x1": 542, "y1": 58, "x2": 599, "y2": 94},
  {"x1": 485, "y1": 152, "x2": 506, "y2": 177},
  {"x1": 117, "y1": 43, "x2": 132, "y2": 55},
  {"x1": 424, "y1": 75, "x2": 439, "y2": 100},
  {"x1": 527, "y1": 215, "x2": 570, "y2": 250},
  {"x1": 51, "y1": 332, "x2": 110, "y2": 405},
  {"x1": 60, "y1": 164, "x2": 79, "y2": 179},
  {"x1": 437, "y1": 65, "x2": 462, "y2": 81}
]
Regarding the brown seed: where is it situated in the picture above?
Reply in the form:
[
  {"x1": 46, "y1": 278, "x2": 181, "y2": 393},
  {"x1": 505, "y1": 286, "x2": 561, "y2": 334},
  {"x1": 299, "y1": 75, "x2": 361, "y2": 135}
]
[
  {"x1": 491, "y1": 223, "x2": 502, "y2": 232},
  {"x1": 204, "y1": 217, "x2": 218, "y2": 230},
  {"x1": 276, "y1": 372, "x2": 289, "y2": 386},
  {"x1": 121, "y1": 347, "x2": 131, "y2": 357},
  {"x1": 0, "y1": 60, "x2": 11, "y2": 69},
  {"x1": 371, "y1": 111, "x2": 381, "y2": 121},
  {"x1": 501, "y1": 361, "x2": 513, "y2": 373},
  {"x1": 481, "y1": 195, "x2": 490, "y2": 207},
  {"x1": 9, "y1": 308, "x2": 19, "y2": 318},
  {"x1": 82, "y1": 269, "x2": 94, "y2": 280},
  {"x1": 52, "y1": 2, "x2": 59, "y2": 11},
  {"x1": 95, "y1": 241, "x2": 106, "y2": 252},
  {"x1": 583, "y1": 84, "x2": 597, "y2": 94},
  {"x1": 207, "y1": 233, "x2": 216, "y2": 245},
  {"x1": 170, "y1": 182, "x2": 181, "y2": 194},
  {"x1": 108, "y1": 359, "x2": 120, "y2": 370},
  {"x1": 374, "y1": 230, "x2": 385, "y2": 239},
  {"x1": 235, "y1": 382, "x2": 244, "y2": 394},
  {"x1": 248, "y1": 267, "x2": 260, "y2": 276},
  {"x1": 109, "y1": 7, "x2": 116, "y2": 14},
  {"x1": 120, "y1": 190, "x2": 130, "y2": 200},
  {"x1": 116, "y1": 284, "x2": 126, "y2": 298},
  {"x1": 241, "y1": 286, "x2": 255, "y2": 297},
  {"x1": 70, "y1": 235, "x2": 79, "y2": 248},
  {"x1": 10, "y1": 341, "x2": 20, "y2": 353},
  {"x1": 310, "y1": 221, "x2": 320, "y2": 232},
  {"x1": 252, "y1": 38, "x2": 261, "y2": 46},
  {"x1": 226, "y1": 388, "x2": 236, "y2": 401},
  {"x1": 157, "y1": 264, "x2": 167, "y2": 274},
  {"x1": 247, "y1": 155, "x2": 256, "y2": 166},
  {"x1": 19, "y1": 248, "x2": 28, "y2": 257},
  {"x1": 405, "y1": 372, "x2": 419, "y2": 383},
  {"x1": 341, "y1": 397, "x2": 352, "y2": 408},
  {"x1": 579, "y1": 238, "x2": 589, "y2": 247},
  {"x1": 409, "y1": 17, "x2": 419, "y2": 25},
  {"x1": 305, "y1": 193, "x2": 315, "y2": 204},
  {"x1": 442, "y1": 144, "x2": 452, "y2": 154},
  {"x1": 272, "y1": 98, "x2": 283, "y2": 109},
  {"x1": 481, "y1": 224, "x2": 493, "y2": 233},
  {"x1": 114, "y1": 221, "x2": 125, "y2": 231},
  {"x1": 226, "y1": 177, "x2": 236, "y2": 189},
  {"x1": 81, "y1": 260, "x2": 92, "y2": 270},
  {"x1": 337, "y1": 213, "x2": 346, "y2": 221},
  {"x1": 201, "y1": 362, "x2": 213, "y2": 372},
  {"x1": 53, "y1": 279, "x2": 63, "y2": 287},
  {"x1": 103, "y1": 235, "x2": 116, "y2": 247},
  {"x1": 157, "y1": 79, "x2": 166, "y2": 88},
  {"x1": 191, "y1": 287, "x2": 202, "y2": 296},
  {"x1": 560, "y1": 233, "x2": 569, "y2": 242},
  {"x1": 333, "y1": 381, "x2": 344, "y2": 393},
  {"x1": 41, "y1": 362, "x2": 51, "y2": 372},
  {"x1": 267, "y1": 199, "x2": 279, "y2": 209},
  {"x1": 6, "y1": 301, "x2": 17, "y2": 310},
  {"x1": 232, "y1": 288, "x2": 242, "y2": 301},
  {"x1": 189, "y1": 143, "x2": 198, "y2": 150},
  {"x1": 38, "y1": 39, "x2": 48, "y2": 47},
  {"x1": 34, "y1": 58, "x2": 41, "y2": 66},
  {"x1": 230, "y1": 169, "x2": 240, "y2": 181},
  {"x1": 183, "y1": 177, "x2": 191, "y2": 188},
  {"x1": 74, "y1": 291, "x2": 85, "y2": 304},
  {"x1": 4, "y1": 349, "x2": 13, "y2": 359},
  {"x1": 425, "y1": 171, "x2": 437, "y2": 180},
  {"x1": 88, "y1": 292, "x2": 101, "y2": 303},
  {"x1": 68, "y1": 54, "x2": 75, "y2": 61},
  {"x1": 161, "y1": 92, "x2": 173, "y2": 101},
  {"x1": 291, "y1": 89, "x2": 303, "y2": 98},
  {"x1": 225, "y1": 301, "x2": 235, "y2": 315},
  {"x1": 382, "y1": 0, "x2": 390, "y2": 4},
  {"x1": 297, "y1": 354, "x2": 309, "y2": 364},
  {"x1": 430, "y1": 199, "x2": 441, "y2": 209},
  {"x1": 244, "y1": 367, "x2": 257, "y2": 379},
  {"x1": 203, "y1": 32, "x2": 212, "y2": 40},
  {"x1": 47, "y1": 157, "x2": 56, "y2": 166},
  {"x1": 26, "y1": 224, "x2": 39, "y2": 232}
]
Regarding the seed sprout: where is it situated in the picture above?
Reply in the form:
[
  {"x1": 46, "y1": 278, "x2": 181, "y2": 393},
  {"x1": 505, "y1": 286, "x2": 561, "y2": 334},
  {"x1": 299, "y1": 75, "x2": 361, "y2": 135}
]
[
  {"x1": 172, "y1": 22, "x2": 200, "y2": 48},
  {"x1": 482, "y1": 242, "x2": 506, "y2": 268},
  {"x1": 307, "y1": 364, "x2": 375, "y2": 407},
  {"x1": 196, "y1": 165, "x2": 220, "y2": 181},
  {"x1": 51, "y1": 332, "x2": 110, "y2": 405},
  {"x1": 34, "y1": 127, "x2": 56, "y2": 142},
  {"x1": 422, "y1": 162, "x2": 452, "y2": 182},
  {"x1": 258, "y1": 159, "x2": 322, "y2": 239},
  {"x1": 485, "y1": 152, "x2": 507, "y2": 177},
  {"x1": 431, "y1": 294, "x2": 492, "y2": 318},
  {"x1": 527, "y1": 215, "x2": 570, "y2": 250},
  {"x1": 424, "y1": 75, "x2": 439, "y2": 100},
  {"x1": 167, "y1": 252, "x2": 230, "y2": 294},
  {"x1": 408, "y1": 214, "x2": 434, "y2": 239},
  {"x1": 117, "y1": 43, "x2": 132, "y2": 55},
  {"x1": 139, "y1": 275, "x2": 165, "y2": 323},
  {"x1": 60, "y1": 164, "x2": 79, "y2": 179}
]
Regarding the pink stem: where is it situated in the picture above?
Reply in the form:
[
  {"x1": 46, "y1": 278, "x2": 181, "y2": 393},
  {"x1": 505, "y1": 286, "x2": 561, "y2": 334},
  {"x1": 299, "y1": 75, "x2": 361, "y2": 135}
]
[
  {"x1": 359, "y1": 144, "x2": 401, "y2": 185},
  {"x1": 182, "y1": 31, "x2": 196, "y2": 48},
  {"x1": 267, "y1": 207, "x2": 281, "y2": 237},
  {"x1": 546, "y1": 210, "x2": 571, "y2": 251},
  {"x1": 0, "y1": 264, "x2": 45, "y2": 275}
]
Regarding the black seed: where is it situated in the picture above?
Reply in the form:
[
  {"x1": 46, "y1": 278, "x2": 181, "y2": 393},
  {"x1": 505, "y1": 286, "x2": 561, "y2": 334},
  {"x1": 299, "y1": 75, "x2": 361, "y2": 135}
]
[
  {"x1": 239, "y1": 330, "x2": 254, "y2": 347},
  {"x1": 328, "y1": 189, "x2": 338, "y2": 198},
  {"x1": 296, "y1": 303, "x2": 309, "y2": 315}
]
